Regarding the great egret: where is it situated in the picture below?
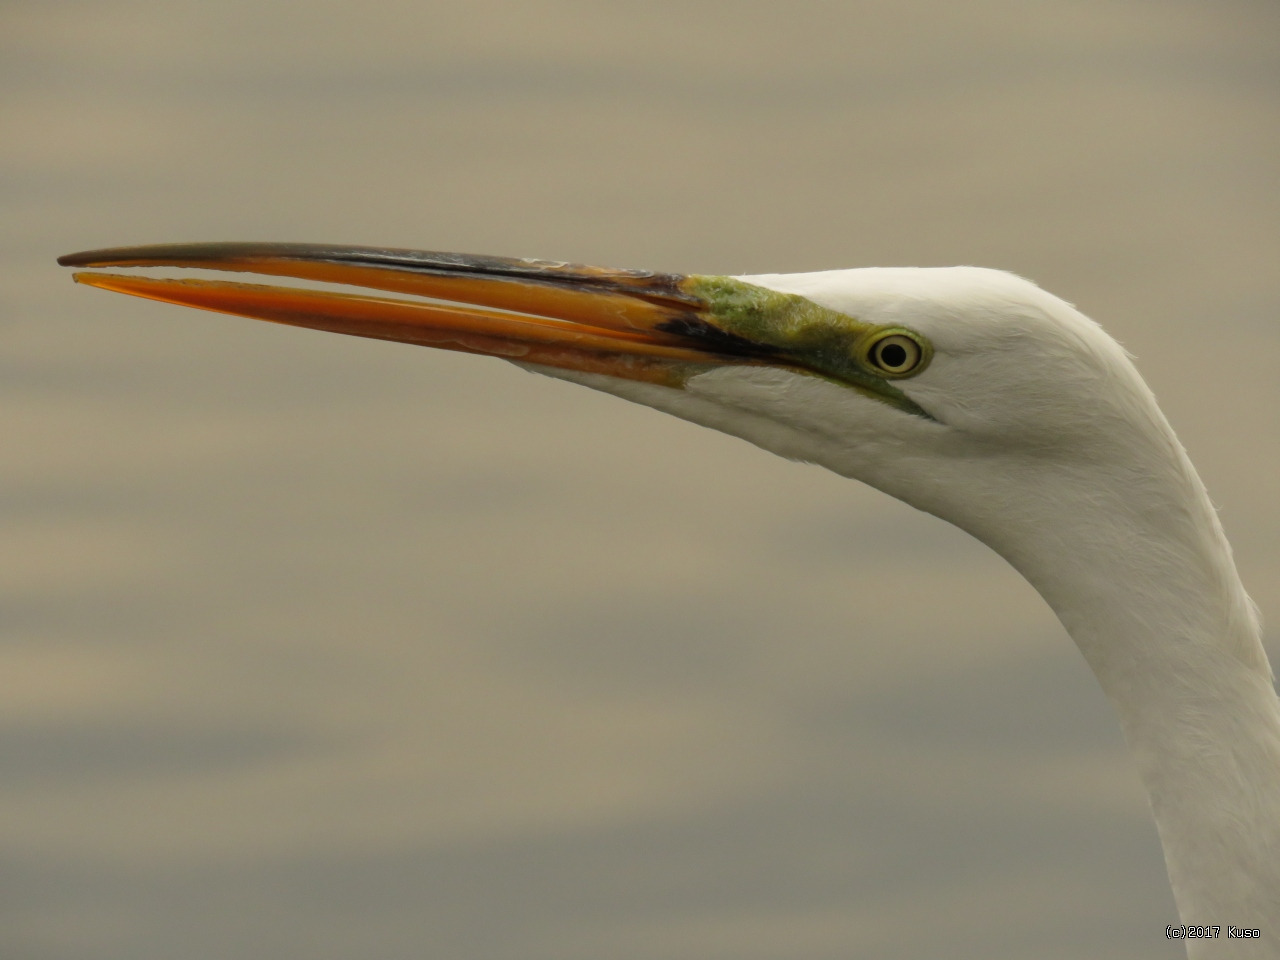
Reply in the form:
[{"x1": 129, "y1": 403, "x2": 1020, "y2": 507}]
[{"x1": 58, "y1": 243, "x2": 1280, "y2": 957}]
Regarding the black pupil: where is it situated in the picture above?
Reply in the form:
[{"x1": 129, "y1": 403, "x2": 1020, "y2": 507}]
[{"x1": 878, "y1": 341, "x2": 909, "y2": 369}]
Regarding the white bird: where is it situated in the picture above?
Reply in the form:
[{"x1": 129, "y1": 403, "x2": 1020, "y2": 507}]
[{"x1": 59, "y1": 242, "x2": 1280, "y2": 956}]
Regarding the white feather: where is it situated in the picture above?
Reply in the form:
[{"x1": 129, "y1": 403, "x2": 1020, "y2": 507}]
[{"x1": 533, "y1": 267, "x2": 1280, "y2": 957}]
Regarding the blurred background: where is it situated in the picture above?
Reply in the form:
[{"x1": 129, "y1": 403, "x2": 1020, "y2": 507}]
[{"x1": 4, "y1": 1, "x2": 1278, "y2": 958}]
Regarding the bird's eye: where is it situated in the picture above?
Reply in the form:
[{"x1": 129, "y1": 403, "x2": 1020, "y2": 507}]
[{"x1": 862, "y1": 330, "x2": 928, "y2": 377}]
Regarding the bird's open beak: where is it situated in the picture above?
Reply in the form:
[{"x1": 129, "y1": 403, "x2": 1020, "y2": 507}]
[{"x1": 58, "y1": 243, "x2": 778, "y2": 388}]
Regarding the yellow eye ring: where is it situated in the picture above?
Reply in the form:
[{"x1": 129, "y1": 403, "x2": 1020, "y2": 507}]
[{"x1": 859, "y1": 329, "x2": 930, "y2": 378}]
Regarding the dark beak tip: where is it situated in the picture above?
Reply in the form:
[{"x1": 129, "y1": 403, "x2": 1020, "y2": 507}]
[{"x1": 56, "y1": 242, "x2": 263, "y2": 270}]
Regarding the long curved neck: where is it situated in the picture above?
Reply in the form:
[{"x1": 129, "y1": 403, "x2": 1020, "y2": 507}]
[
  {"x1": 1056, "y1": 568, "x2": 1280, "y2": 944},
  {"x1": 562, "y1": 351, "x2": 1280, "y2": 950},
  {"x1": 990, "y1": 457, "x2": 1280, "y2": 953}
]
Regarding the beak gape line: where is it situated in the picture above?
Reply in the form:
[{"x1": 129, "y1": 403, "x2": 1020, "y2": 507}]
[{"x1": 58, "y1": 242, "x2": 772, "y2": 388}]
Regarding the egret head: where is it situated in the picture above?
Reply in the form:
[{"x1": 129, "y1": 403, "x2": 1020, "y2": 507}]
[{"x1": 57, "y1": 244, "x2": 1182, "y2": 564}]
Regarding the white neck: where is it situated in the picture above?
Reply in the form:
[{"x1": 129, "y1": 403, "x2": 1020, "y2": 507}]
[
  {"x1": 547, "y1": 364, "x2": 1280, "y2": 955},
  {"x1": 984, "y1": 455, "x2": 1280, "y2": 955}
]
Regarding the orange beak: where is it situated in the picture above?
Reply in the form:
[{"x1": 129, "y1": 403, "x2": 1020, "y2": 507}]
[{"x1": 57, "y1": 243, "x2": 775, "y2": 387}]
